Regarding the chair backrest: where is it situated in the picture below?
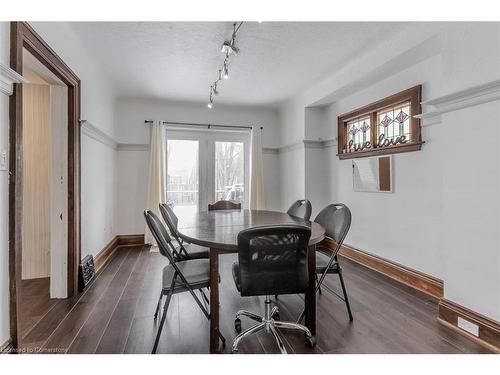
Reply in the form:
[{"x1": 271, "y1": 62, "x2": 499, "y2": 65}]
[
  {"x1": 287, "y1": 199, "x2": 312, "y2": 221},
  {"x1": 314, "y1": 203, "x2": 351, "y2": 253},
  {"x1": 208, "y1": 200, "x2": 241, "y2": 211},
  {"x1": 159, "y1": 203, "x2": 179, "y2": 239},
  {"x1": 143, "y1": 209, "x2": 178, "y2": 262},
  {"x1": 236, "y1": 225, "x2": 311, "y2": 297}
]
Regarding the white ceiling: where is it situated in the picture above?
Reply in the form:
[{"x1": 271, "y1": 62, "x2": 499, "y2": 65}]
[{"x1": 69, "y1": 22, "x2": 407, "y2": 107}]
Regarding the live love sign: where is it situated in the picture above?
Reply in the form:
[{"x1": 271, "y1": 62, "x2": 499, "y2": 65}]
[{"x1": 348, "y1": 134, "x2": 408, "y2": 152}]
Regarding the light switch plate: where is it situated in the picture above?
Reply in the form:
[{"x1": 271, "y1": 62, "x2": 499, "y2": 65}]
[
  {"x1": 458, "y1": 317, "x2": 479, "y2": 337},
  {"x1": 0, "y1": 149, "x2": 7, "y2": 171}
]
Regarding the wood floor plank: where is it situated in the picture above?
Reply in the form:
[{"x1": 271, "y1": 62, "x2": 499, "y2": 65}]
[
  {"x1": 23, "y1": 246, "x2": 493, "y2": 354},
  {"x1": 95, "y1": 246, "x2": 150, "y2": 353},
  {"x1": 21, "y1": 249, "x2": 132, "y2": 351},
  {"x1": 123, "y1": 249, "x2": 168, "y2": 354},
  {"x1": 67, "y1": 246, "x2": 143, "y2": 353},
  {"x1": 41, "y1": 247, "x2": 133, "y2": 351}
]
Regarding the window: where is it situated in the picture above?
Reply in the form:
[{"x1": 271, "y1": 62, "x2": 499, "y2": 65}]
[
  {"x1": 215, "y1": 141, "x2": 245, "y2": 205},
  {"x1": 337, "y1": 85, "x2": 422, "y2": 159},
  {"x1": 166, "y1": 139, "x2": 199, "y2": 217},
  {"x1": 166, "y1": 129, "x2": 249, "y2": 213}
]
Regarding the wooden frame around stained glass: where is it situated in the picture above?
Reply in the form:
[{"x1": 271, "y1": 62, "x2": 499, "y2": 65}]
[{"x1": 337, "y1": 85, "x2": 422, "y2": 160}]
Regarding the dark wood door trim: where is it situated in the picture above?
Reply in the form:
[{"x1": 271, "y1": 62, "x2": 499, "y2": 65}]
[{"x1": 9, "y1": 21, "x2": 81, "y2": 349}]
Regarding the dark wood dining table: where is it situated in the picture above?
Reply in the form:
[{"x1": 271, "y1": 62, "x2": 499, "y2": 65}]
[{"x1": 176, "y1": 209, "x2": 326, "y2": 353}]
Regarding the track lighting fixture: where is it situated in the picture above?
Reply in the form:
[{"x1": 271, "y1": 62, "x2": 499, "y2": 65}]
[
  {"x1": 206, "y1": 22, "x2": 243, "y2": 108},
  {"x1": 223, "y1": 61, "x2": 229, "y2": 79},
  {"x1": 208, "y1": 87, "x2": 214, "y2": 109}
]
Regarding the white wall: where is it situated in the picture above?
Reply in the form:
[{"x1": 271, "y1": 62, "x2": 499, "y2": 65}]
[
  {"x1": 0, "y1": 21, "x2": 11, "y2": 347},
  {"x1": 440, "y1": 102, "x2": 500, "y2": 320},
  {"x1": 278, "y1": 22, "x2": 500, "y2": 321},
  {"x1": 0, "y1": 21, "x2": 118, "y2": 345},
  {"x1": 29, "y1": 22, "x2": 118, "y2": 258},
  {"x1": 114, "y1": 98, "x2": 281, "y2": 235},
  {"x1": 324, "y1": 55, "x2": 444, "y2": 278}
]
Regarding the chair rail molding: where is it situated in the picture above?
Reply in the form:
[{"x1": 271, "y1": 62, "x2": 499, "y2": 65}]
[
  {"x1": 303, "y1": 139, "x2": 337, "y2": 149},
  {"x1": 80, "y1": 120, "x2": 118, "y2": 150},
  {"x1": 116, "y1": 143, "x2": 150, "y2": 152},
  {"x1": 273, "y1": 139, "x2": 338, "y2": 154},
  {"x1": 415, "y1": 78, "x2": 500, "y2": 126},
  {"x1": 0, "y1": 62, "x2": 28, "y2": 96}
]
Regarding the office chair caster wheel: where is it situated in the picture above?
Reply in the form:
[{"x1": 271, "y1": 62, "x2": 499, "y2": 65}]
[
  {"x1": 234, "y1": 318, "x2": 242, "y2": 332},
  {"x1": 305, "y1": 335, "x2": 316, "y2": 348}
]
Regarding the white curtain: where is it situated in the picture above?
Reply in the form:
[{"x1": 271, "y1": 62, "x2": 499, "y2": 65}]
[
  {"x1": 250, "y1": 127, "x2": 264, "y2": 210},
  {"x1": 145, "y1": 121, "x2": 167, "y2": 245}
]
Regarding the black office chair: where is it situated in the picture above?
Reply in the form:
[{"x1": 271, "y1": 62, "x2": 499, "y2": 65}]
[
  {"x1": 144, "y1": 210, "x2": 225, "y2": 353},
  {"x1": 273, "y1": 199, "x2": 312, "y2": 301},
  {"x1": 231, "y1": 225, "x2": 316, "y2": 353},
  {"x1": 287, "y1": 199, "x2": 312, "y2": 221},
  {"x1": 159, "y1": 203, "x2": 209, "y2": 260},
  {"x1": 298, "y1": 203, "x2": 353, "y2": 323}
]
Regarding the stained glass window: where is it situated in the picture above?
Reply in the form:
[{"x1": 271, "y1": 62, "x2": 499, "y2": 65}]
[
  {"x1": 377, "y1": 102, "x2": 411, "y2": 142},
  {"x1": 346, "y1": 116, "x2": 371, "y2": 149},
  {"x1": 337, "y1": 85, "x2": 421, "y2": 159}
]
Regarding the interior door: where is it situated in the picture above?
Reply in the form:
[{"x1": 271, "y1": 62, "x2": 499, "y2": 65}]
[{"x1": 50, "y1": 85, "x2": 68, "y2": 298}]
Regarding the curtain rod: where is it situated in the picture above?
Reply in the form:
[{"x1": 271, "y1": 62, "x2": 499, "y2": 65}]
[{"x1": 144, "y1": 120, "x2": 263, "y2": 130}]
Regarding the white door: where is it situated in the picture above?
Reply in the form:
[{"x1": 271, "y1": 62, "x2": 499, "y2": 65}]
[
  {"x1": 166, "y1": 129, "x2": 250, "y2": 213},
  {"x1": 50, "y1": 85, "x2": 68, "y2": 298}
]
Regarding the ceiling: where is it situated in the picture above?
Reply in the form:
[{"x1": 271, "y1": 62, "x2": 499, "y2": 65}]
[{"x1": 68, "y1": 22, "x2": 407, "y2": 107}]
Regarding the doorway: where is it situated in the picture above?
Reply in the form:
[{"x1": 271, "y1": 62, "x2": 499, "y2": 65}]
[
  {"x1": 19, "y1": 49, "x2": 69, "y2": 341},
  {"x1": 166, "y1": 128, "x2": 249, "y2": 215},
  {"x1": 9, "y1": 22, "x2": 81, "y2": 349}
]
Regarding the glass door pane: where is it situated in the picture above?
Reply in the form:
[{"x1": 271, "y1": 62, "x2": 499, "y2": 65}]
[
  {"x1": 215, "y1": 141, "x2": 244, "y2": 205},
  {"x1": 167, "y1": 140, "x2": 199, "y2": 216}
]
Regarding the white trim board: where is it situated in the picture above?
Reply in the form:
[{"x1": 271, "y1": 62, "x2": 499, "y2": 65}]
[
  {"x1": 0, "y1": 62, "x2": 28, "y2": 96},
  {"x1": 81, "y1": 120, "x2": 118, "y2": 149},
  {"x1": 116, "y1": 143, "x2": 149, "y2": 152},
  {"x1": 274, "y1": 139, "x2": 337, "y2": 154},
  {"x1": 415, "y1": 79, "x2": 500, "y2": 126},
  {"x1": 80, "y1": 122, "x2": 339, "y2": 155}
]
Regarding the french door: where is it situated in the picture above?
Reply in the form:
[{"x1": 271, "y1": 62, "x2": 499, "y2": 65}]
[{"x1": 166, "y1": 129, "x2": 250, "y2": 214}]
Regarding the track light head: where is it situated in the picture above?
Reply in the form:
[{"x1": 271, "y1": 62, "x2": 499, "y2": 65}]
[{"x1": 221, "y1": 41, "x2": 239, "y2": 55}]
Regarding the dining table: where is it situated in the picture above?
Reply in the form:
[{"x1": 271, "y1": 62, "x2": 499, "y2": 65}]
[{"x1": 176, "y1": 208, "x2": 326, "y2": 353}]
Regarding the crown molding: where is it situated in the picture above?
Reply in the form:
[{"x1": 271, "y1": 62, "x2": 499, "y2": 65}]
[
  {"x1": 415, "y1": 79, "x2": 500, "y2": 126},
  {"x1": 81, "y1": 120, "x2": 118, "y2": 150},
  {"x1": 0, "y1": 62, "x2": 28, "y2": 96}
]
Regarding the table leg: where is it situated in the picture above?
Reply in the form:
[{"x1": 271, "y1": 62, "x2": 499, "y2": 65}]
[
  {"x1": 304, "y1": 244, "x2": 316, "y2": 336},
  {"x1": 209, "y1": 248, "x2": 220, "y2": 353}
]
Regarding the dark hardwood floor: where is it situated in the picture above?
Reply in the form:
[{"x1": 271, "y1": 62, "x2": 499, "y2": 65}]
[
  {"x1": 21, "y1": 277, "x2": 58, "y2": 342},
  {"x1": 20, "y1": 245, "x2": 491, "y2": 354}
]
